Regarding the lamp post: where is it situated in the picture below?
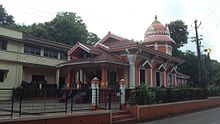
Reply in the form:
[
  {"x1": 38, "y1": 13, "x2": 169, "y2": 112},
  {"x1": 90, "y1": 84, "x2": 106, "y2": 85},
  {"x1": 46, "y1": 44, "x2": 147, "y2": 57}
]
[{"x1": 204, "y1": 48, "x2": 212, "y2": 87}]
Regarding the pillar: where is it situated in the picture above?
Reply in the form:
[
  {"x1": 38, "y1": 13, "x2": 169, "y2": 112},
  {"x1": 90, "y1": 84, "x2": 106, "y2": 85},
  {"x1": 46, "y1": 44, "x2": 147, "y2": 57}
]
[
  {"x1": 76, "y1": 70, "x2": 80, "y2": 89},
  {"x1": 91, "y1": 77, "x2": 100, "y2": 109},
  {"x1": 175, "y1": 74, "x2": 177, "y2": 87},
  {"x1": 163, "y1": 71, "x2": 166, "y2": 87},
  {"x1": 173, "y1": 73, "x2": 177, "y2": 87},
  {"x1": 120, "y1": 79, "x2": 126, "y2": 108},
  {"x1": 67, "y1": 68, "x2": 73, "y2": 89},
  {"x1": 80, "y1": 69, "x2": 83, "y2": 82},
  {"x1": 56, "y1": 69, "x2": 60, "y2": 89},
  {"x1": 76, "y1": 69, "x2": 83, "y2": 89},
  {"x1": 127, "y1": 55, "x2": 136, "y2": 88},
  {"x1": 150, "y1": 68, "x2": 153, "y2": 86},
  {"x1": 101, "y1": 66, "x2": 108, "y2": 88}
]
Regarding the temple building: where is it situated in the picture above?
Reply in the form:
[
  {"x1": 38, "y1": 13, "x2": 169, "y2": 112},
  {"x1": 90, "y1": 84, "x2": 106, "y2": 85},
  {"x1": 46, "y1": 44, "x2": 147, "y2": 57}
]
[{"x1": 59, "y1": 16, "x2": 188, "y2": 89}]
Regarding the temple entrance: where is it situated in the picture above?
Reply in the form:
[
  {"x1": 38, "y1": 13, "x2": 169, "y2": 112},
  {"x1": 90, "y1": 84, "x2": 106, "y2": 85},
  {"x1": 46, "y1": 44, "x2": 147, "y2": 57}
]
[
  {"x1": 88, "y1": 69, "x2": 101, "y2": 83},
  {"x1": 108, "y1": 70, "x2": 118, "y2": 89}
]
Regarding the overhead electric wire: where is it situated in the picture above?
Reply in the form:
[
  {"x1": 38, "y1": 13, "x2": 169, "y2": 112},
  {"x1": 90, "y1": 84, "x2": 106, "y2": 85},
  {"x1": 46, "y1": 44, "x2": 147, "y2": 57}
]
[
  {"x1": 201, "y1": 0, "x2": 220, "y2": 22},
  {"x1": 1, "y1": 0, "x2": 55, "y2": 16},
  {"x1": 4, "y1": 6, "x2": 54, "y2": 22}
]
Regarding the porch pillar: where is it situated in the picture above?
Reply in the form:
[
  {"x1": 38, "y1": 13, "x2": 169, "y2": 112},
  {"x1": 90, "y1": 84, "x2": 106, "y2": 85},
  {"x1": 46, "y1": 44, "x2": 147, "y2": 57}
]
[
  {"x1": 173, "y1": 73, "x2": 177, "y2": 87},
  {"x1": 101, "y1": 67, "x2": 108, "y2": 88},
  {"x1": 127, "y1": 55, "x2": 136, "y2": 88},
  {"x1": 56, "y1": 69, "x2": 60, "y2": 89},
  {"x1": 67, "y1": 68, "x2": 73, "y2": 89},
  {"x1": 76, "y1": 70, "x2": 80, "y2": 89},
  {"x1": 119, "y1": 79, "x2": 126, "y2": 108},
  {"x1": 91, "y1": 77, "x2": 100, "y2": 110},
  {"x1": 163, "y1": 72, "x2": 167, "y2": 87},
  {"x1": 80, "y1": 69, "x2": 83, "y2": 82},
  {"x1": 150, "y1": 68, "x2": 153, "y2": 86}
]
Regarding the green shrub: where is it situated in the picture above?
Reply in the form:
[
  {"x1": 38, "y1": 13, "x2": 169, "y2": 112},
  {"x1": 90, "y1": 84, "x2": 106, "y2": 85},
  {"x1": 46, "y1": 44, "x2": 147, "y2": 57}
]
[{"x1": 135, "y1": 85, "x2": 156, "y2": 105}]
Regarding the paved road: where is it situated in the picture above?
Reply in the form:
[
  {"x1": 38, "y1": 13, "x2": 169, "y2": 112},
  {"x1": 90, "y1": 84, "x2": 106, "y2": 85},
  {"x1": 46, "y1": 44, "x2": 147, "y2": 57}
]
[{"x1": 140, "y1": 107, "x2": 220, "y2": 124}]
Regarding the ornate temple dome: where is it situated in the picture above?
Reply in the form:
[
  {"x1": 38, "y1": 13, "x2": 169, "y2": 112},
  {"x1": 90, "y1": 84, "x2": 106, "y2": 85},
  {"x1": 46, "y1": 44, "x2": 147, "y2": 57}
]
[{"x1": 143, "y1": 16, "x2": 175, "y2": 45}]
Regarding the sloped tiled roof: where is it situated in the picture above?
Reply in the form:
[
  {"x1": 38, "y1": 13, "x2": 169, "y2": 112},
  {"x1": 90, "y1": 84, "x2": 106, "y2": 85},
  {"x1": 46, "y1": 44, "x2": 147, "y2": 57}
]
[
  {"x1": 177, "y1": 72, "x2": 190, "y2": 79},
  {"x1": 59, "y1": 48, "x2": 128, "y2": 67},
  {"x1": 60, "y1": 31, "x2": 184, "y2": 67}
]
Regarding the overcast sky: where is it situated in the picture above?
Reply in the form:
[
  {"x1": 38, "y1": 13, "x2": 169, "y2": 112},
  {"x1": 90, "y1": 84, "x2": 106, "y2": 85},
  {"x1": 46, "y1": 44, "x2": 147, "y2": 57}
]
[{"x1": 1, "y1": 0, "x2": 220, "y2": 61}]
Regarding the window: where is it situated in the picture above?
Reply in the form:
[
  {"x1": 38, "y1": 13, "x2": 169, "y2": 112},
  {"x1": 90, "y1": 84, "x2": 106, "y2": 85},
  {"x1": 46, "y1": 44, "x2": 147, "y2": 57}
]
[
  {"x1": 0, "y1": 70, "x2": 8, "y2": 82},
  {"x1": 24, "y1": 45, "x2": 41, "y2": 56},
  {"x1": 168, "y1": 74, "x2": 173, "y2": 88},
  {"x1": 0, "y1": 40, "x2": 7, "y2": 50},
  {"x1": 79, "y1": 51, "x2": 91, "y2": 58},
  {"x1": 44, "y1": 49, "x2": 58, "y2": 59},
  {"x1": 156, "y1": 72, "x2": 160, "y2": 87},
  {"x1": 60, "y1": 51, "x2": 68, "y2": 60},
  {"x1": 140, "y1": 69, "x2": 146, "y2": 85}
]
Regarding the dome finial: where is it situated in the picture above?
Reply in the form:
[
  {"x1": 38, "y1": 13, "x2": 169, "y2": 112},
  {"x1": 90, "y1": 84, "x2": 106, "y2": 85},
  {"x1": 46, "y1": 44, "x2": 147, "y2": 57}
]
[{"x1": 155, "y1": 15, "x2": 158, "y2": 20}]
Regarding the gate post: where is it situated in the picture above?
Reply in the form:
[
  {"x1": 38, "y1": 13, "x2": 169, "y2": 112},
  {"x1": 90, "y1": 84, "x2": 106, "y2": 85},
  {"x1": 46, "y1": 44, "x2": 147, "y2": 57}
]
[
  {"x1": 91, "y1": 77, "x2": 100, "y2": 110},
  {"x1": 120, "y1": 79, "x2": 126, "y2": 108}
]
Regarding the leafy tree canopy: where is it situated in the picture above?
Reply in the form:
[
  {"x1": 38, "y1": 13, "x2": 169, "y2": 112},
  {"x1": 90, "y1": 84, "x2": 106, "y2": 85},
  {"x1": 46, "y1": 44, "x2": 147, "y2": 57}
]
[
  {"x1": 14, "y1": 12, "x2": 100, "y2": 45},
  {"x1": 168, "y1": 20, "x2": 189, "y2": 56},
  {"x1": 0, "y1": 5, "x2": 14, "y2": 26}
]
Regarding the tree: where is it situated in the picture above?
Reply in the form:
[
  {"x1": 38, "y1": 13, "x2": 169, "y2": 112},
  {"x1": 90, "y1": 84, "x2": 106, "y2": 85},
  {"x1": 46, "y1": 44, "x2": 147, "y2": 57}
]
[
  {"x1": 210, "y1": 60, "x2": 220, "y2": 86},
  {"x1": 168, "y1": 20, "x2": 189, "y2": 56},
  {"x1": 17, "y1": 12, "x2": 99, "y2": 45},
  {"x1": 46, "y1": 12, "x2": 89, "y2": 45},
  {"x1": 177, "y1": 50, "x2": 198, "y2": 87},
  {"x1": 86, "y1": 32, "x2": 100, "y2": 45},
  {"x1": 0, "y1": 5, "x2": 14, "y2": 26}
]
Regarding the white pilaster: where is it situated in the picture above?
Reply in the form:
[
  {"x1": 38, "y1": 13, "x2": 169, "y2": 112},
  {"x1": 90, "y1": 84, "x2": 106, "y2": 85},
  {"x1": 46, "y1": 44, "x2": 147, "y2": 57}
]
[
  {"x1": 79, "y1": 69, "x2": 83, "y2": 82},
  {"x1": 40, "y1": 48, "x2": 44, "y2": 57},
  {"x1": 150, "y1": 68, "x2": 153, "y2": 86},
  {"x1": 127, "y1": 55, "x2": 136, "y2": 89},
  {"x1": 91, "y1": 77, "x2": 99, "y2": 108},
  {"x1": 58, "y1": 51, "x2": 61, "y2": 59},
  {"x1": 163, "y1": 72, "x2": 166, "y2": 87},
  {"x1": 120, "y1": 79, "x2": 126, "y2": 106},
  {"x1": 76, "y1": 71, "x2": 79, "y2": 82},
  {"x1": 56, "y1": 69, "x2": 60, "y2": 89}
]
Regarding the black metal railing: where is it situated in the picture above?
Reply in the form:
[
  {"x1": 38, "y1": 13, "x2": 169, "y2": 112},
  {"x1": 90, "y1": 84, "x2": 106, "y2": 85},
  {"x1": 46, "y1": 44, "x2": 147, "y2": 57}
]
[
  {"x1": 99, "y1": 89, "x2": 121, "y2": 110},
  {"x1": 70, "y1": 88, "x2": 92, "y2": 112},
  {"x1": 0, "y1": 86, "x2": 212, "y2": 119},
  {"x1": 0, "y1": 88, "x2": 15, "y2": 118},
  {"x1": 18, "y1": 88, "x2": 68, "y2": 116},
  {"x1": 108, "y1": 83, "x2": 119, "y2": 89},
  {"x1": 125, "y1": 88, "x2": 208, "y2": 105},
  {"x1": 1, "y1": 87, "x2": 120, "y2": 118}
]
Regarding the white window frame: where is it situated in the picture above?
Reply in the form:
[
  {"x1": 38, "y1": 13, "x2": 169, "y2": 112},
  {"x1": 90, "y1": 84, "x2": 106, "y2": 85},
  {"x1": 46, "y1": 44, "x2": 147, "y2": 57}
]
[
  {"x1": 155, "y1": 71, "x2": 161, "y2": 87},
  {"x1": 139, "y1": 67, "x2": 146, "y2": 85}
]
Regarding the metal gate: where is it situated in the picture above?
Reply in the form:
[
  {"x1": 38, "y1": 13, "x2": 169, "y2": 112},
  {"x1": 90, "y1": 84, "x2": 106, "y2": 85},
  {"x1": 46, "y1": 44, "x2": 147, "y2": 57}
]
[{"x1": 98, "y1": 89, "x2": 121, "y2": 110}]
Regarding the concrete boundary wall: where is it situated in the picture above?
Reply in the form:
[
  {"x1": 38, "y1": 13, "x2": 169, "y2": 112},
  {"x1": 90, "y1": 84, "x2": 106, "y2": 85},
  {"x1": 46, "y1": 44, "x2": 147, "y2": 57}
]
[
  {"x1": 2, "y1": 97, "x2": 220, "y2": 124},
  {"x1": 134, "y1": 96, "x2": 220, "y2": 122},
  {"x1": 0, "y1": 111, "x2": 110, "y2": 124}
]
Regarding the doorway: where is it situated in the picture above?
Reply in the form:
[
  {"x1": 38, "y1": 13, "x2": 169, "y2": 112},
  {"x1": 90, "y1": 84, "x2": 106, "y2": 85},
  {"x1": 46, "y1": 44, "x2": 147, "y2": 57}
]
[
  {"x1": 108, "y1": 70, "x2": 118, "y2": 88},
  {"x1": 156, "y1": 72, "x2": 160, "y2": 87},
  {"x1": 140, "y1": 69, "x2": 146, "y2": 85}
]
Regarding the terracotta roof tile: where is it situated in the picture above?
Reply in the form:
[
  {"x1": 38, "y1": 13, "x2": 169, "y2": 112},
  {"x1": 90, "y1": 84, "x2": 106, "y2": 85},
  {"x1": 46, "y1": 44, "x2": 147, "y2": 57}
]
[{"x1": 59, "y1": 49, "x2": 128, "y2": 67}]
